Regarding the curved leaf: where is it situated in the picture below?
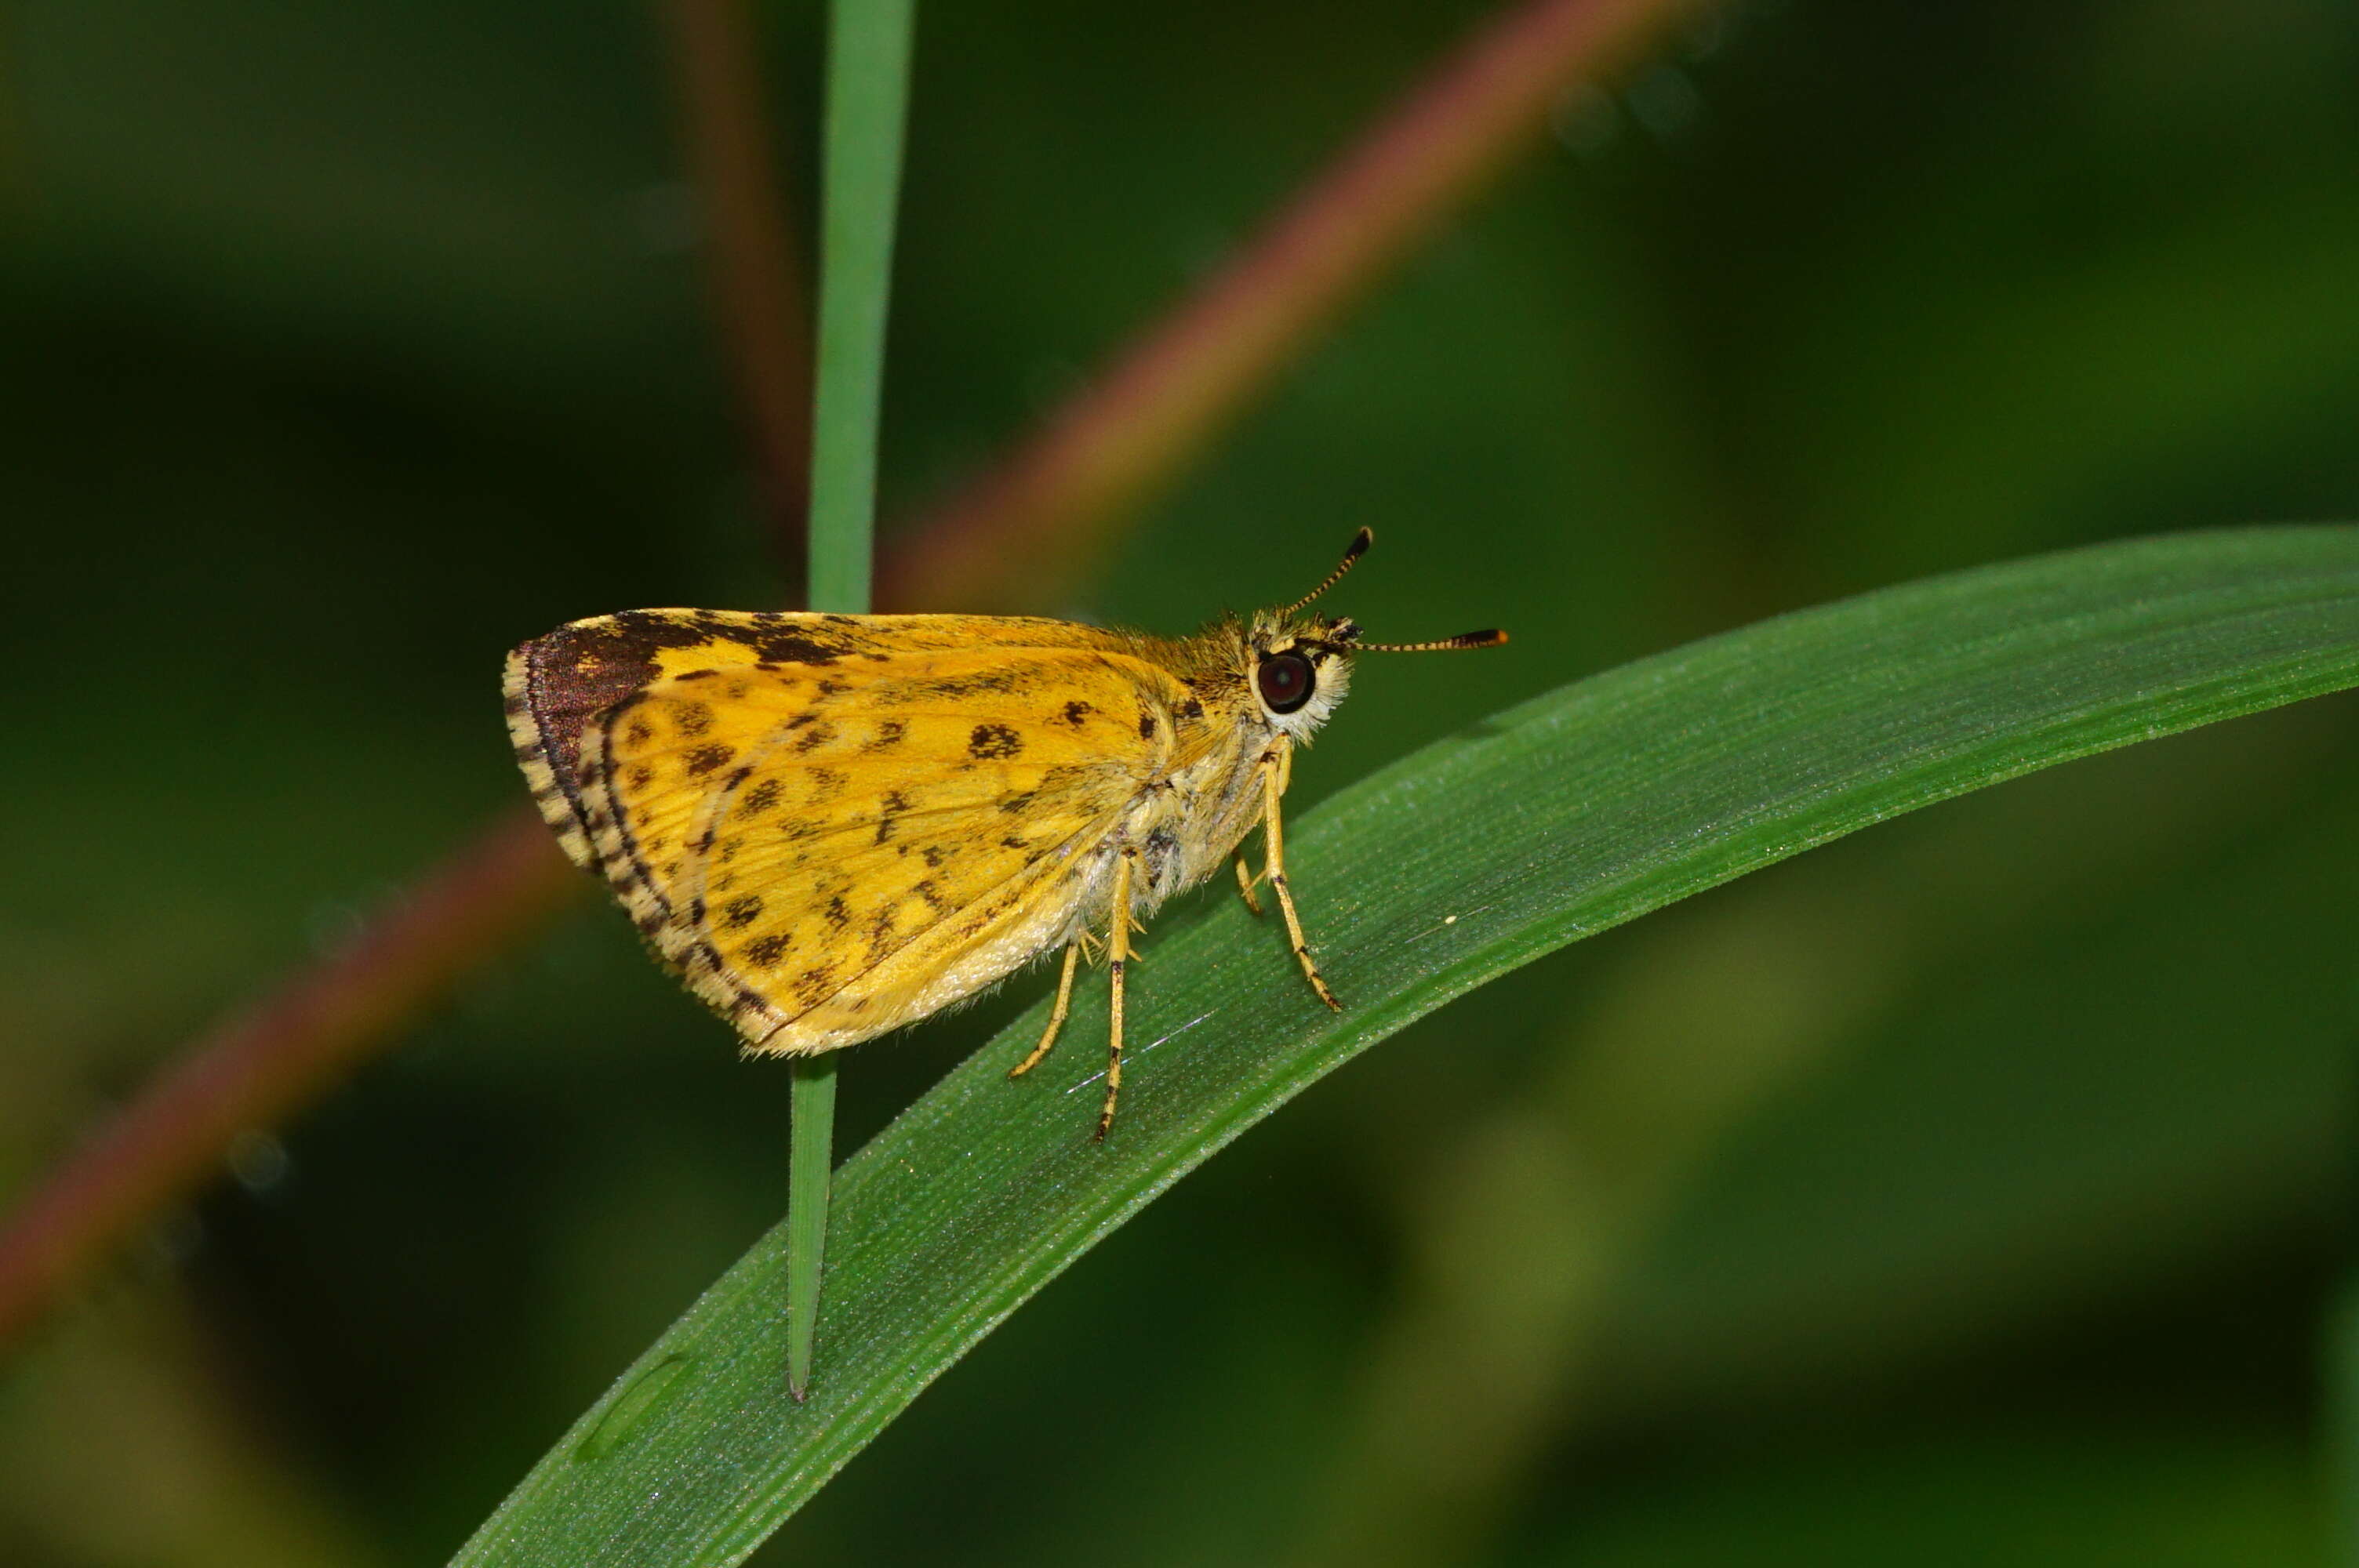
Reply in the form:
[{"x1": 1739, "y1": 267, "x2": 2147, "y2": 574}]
[{"x1": 453, "y1": 526, "x2": 2359, "y2": 1566}]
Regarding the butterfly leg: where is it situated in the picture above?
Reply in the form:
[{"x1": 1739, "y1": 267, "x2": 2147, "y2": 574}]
[
  {"x1": 1232, "y1": 853, "x2": 1266, "y2": 916},
  {"x1": 1259, "y1": 752, "x2": 1343, "y2": 1011},
  {"x1": 1095, "y1": 847, "x2": 1140, "y2": 1142},
  {"x1": 1008, "y1": 941, "x2": 1081, "y2": 1080}
]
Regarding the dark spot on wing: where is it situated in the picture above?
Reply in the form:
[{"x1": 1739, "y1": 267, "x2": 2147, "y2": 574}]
[
  {"x1": 739, "y1": 778, "x2": 783, "y2": 815},
  {"x1": 791, "y1": 964, "x2": 838, "y2": 1007},
  {"x1": 752, "y1": 631, "x2": 842, "y2": 666},
  {"x1": 863, "y1": 719, "x2": 907, "y2": 751},
  {"x1": 743, "y1": 933, "x2": 791, "y2": 968},
  {"x1": 969, "y1": 724, "x2": 1024, "y2": 760},
  {"x1": 898, "y1": 672, "x2": 1022, "y2": 702},
  {"x1": 790, "y1": 721, "x2": 838, "y2": 754},
  {"x1": 722, "y1": 895, "x2": 765, "y2": 929},
  {"x1": 1138, "y1": 711, "x2": 1158, "y2": 740},
  {"x1": 607, "y1": 609, "x2": 714, "y2": 649},
  {"x1": 685, "y1": 742, "x2": 734, "y2": 776},
  {"x1": 1063, "y1": 700, "x2": 1093, "y2": 725}
]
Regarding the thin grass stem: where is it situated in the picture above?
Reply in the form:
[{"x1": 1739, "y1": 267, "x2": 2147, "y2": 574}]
[
  {"x1": 785, "y1": 1055, "x2": 838, "y2": 1399},
  {"x1": 787, "y1": 0, "x2": 918, "y2": 1399},
  {"x1": 807, "y1": 0, "x2": 914, "y2": 613}
]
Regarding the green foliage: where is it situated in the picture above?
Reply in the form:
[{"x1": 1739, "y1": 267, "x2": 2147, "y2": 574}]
[
  {"x1": 454, "y1": 528, "x2": 2359, "y2": 1566},
  {"x1": 9, "y1": 3, "x2": 2359, "y2": 1564}
]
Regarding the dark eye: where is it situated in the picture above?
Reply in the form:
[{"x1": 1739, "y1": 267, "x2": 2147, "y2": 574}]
[{"x1": 1256, "y1": 651, "x2": 1315, "y2": 714}]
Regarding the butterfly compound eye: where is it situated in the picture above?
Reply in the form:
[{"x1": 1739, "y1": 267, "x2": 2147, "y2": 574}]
[{"x1": 1257, "y1": 650, "x2": 1315, "y2": 714}]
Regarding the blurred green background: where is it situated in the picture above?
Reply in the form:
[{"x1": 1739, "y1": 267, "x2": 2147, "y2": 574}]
[{"x1": 6, "y1": 0, "x2": 2359, "y2": 1563}]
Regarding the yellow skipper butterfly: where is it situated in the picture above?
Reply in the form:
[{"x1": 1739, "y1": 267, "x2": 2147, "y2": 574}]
[{"x1": 503, "y1": 530, "x2": 1504, "y2": 1138}]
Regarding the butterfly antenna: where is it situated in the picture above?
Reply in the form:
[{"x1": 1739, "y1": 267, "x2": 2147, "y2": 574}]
[
  {"x1": 1281, "y1": 528, "x2": 1374, "y2": 614},
  {"x1": 1350, "y1": 628, "x2": 1510, "y2": 653}
]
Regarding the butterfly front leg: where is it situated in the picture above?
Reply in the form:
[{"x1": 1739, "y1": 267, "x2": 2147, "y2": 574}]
[
  {"x1": 1257, "y1": 747, "x2": 1343, "y2": 1012},
  {"x1": 1232, "y1": 740, "x2": 1294, "y2": 916}
]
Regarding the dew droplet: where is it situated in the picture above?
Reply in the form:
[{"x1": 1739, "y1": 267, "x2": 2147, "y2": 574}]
[
  {"x1": 227, "y1": 1130, "x2": 292, "y2": 1194},
  {"x1": 1550, "y1": 82, "x2": 1619, "y2": 158},
  {"x1": 1626, "y1": 65, "x2": 1704, "y2": 142},
  {"x1": 575, "y1": 1354, "x2": 696, "y2": 1463}
]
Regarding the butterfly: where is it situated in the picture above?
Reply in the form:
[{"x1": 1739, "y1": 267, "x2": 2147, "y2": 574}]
[{"x1": 503, "y1": 529, "x2": 1504, "y2": 1138}]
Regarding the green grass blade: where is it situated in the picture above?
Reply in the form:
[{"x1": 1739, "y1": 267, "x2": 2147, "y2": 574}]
[
  {"x1": 788, "y1": 0, "x2": 916, "y2": 1400},
  {"x1": 451, "y1": 525, "x2": 2359, "y2": 1567},
  {"x1": 806, "y1": 0, "x2": 914, "y2": 615},
  {"x1": 781, "y1": 1054, "x2": 835, "y2": 1399}
]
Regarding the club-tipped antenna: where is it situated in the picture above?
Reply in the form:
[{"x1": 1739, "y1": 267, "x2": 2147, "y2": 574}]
[
  {"x1": 1281, "y1": 528, "x2": 1374, "y2": 615},
  {"x1": 1350, "y1": 628, "x2": 1510, "y2": 653}
]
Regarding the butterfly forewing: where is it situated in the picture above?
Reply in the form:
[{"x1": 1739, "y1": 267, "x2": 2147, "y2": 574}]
[
  {"x1": 518, "y1": 621, "x2": 1196, "y2": 1052},
  {"x1": 504, "y1": 608, "x2": 1135, "y2": 873}
]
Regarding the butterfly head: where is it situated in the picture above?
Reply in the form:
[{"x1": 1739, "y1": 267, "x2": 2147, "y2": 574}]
[
  {"x1": 1243, "y1": 612, "x2": 1358, "y2": 739},
  {"x1": 1241, "y1": 528, "x2": 1508, "y2": 742}
]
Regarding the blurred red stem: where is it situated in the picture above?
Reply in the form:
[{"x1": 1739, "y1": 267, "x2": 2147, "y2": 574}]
[
  {"x1": 878, "y1": 0, "x2": 1693, "y2": 611},
  {"x1": 0, "y1": 0, "x2": 1695, "y2": 1355},
  {"x1": 663, "y1": 0, "x2": 816, "y2": 554},
  {"x1": 0, "y1": 811, "x2": 578, "y2": 1351}
]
